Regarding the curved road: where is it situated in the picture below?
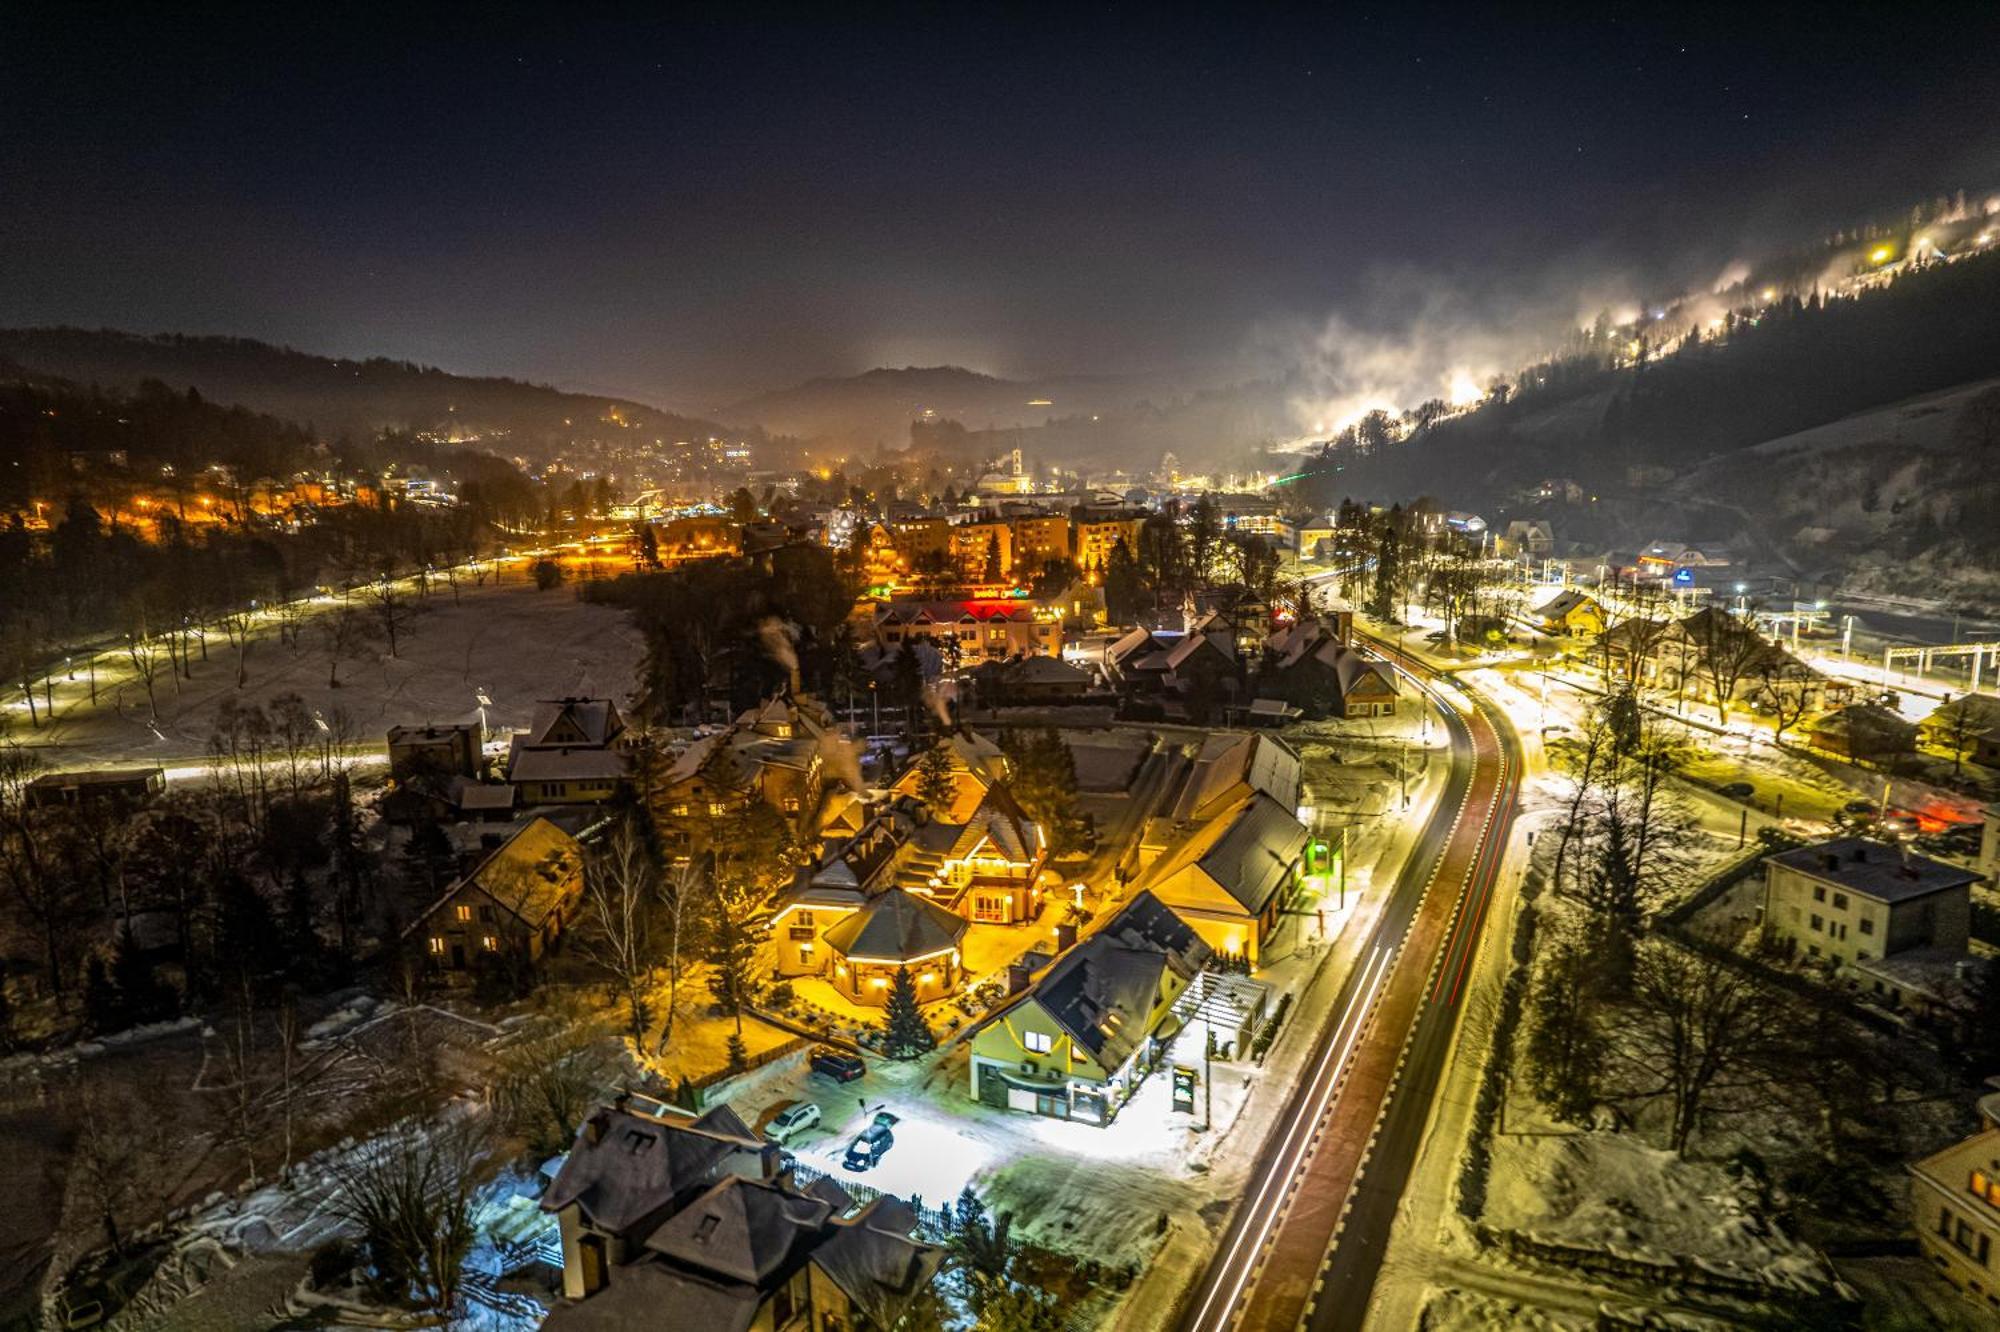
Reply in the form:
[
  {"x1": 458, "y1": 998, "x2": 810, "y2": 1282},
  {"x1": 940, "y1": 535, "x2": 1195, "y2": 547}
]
[{"x1": 1177, "y1": 634, "x2": 1521, "y2": 1332}]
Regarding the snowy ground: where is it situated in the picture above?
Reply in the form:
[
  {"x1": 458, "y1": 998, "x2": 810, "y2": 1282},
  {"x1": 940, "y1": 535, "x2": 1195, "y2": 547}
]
[{"x1": 10, "y1": 577, "x2": 645, "y2": 772}]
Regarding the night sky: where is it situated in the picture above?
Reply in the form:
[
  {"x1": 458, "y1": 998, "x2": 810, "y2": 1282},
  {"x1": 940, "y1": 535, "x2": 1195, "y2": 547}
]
[{"x1": 5, "y1": 6, "x2": 1998, "y2": 410}]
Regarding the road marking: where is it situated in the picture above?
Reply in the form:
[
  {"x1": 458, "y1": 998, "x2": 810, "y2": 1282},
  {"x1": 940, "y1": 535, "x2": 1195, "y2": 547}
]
[{"x1": 1191, "y1": 943, "x2": 1393, "y2": 1331}]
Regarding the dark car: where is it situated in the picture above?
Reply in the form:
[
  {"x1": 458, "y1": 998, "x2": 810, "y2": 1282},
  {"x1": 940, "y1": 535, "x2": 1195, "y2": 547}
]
[
  {"x1": 810, "y1": 1047, "x2": 866, "y2": 1083},
  {"x1": 1717, "y1": 781, "x2": 1754, "y2": 799},
  {"x1": 842, "y1": 1123, "x2": 894, "y2": 1172}
]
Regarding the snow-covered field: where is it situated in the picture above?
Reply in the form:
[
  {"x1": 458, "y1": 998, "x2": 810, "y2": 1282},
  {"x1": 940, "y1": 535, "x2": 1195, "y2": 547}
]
[{"x1": 15, "y1": 579, "x2": 646, "y2": 771}]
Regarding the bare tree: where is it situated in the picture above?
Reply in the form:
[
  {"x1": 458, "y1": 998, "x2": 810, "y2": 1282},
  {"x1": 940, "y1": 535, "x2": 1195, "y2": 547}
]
[
  {"x1": 495, "y1": 1028, "x2": 618, "y2": 1158},
  {"x1": 1683, "y1": 609, "x2": 1767, "y2": 724},
  {"x1": 579, "y1": 817, "x2": 657, "y2": 1046},
  {"x1": 1752, "y1": 656, "x2": 1817, "y2": 745},
  {"x1": 1620, "y1": 940, "x2": 1789, "y2": 1155},
  {"x1": 653, "y1": 860, "x2": 702, "y2": 1052},
  {"x1": 326, "y1": 1116, "x2": 489, "y2": 1317},
  {"x1": 365, "y1": 578, "x2": 421, "y2": 658},
  {"x1": 124, "y1": 625, "x2": 168, "y2": 724},
  {"x1": 214, "y1": 602, "x2": 258, "y2": 688},
  {"x1": 317, "y1": 602, "x2": 375, "y2": 688}
]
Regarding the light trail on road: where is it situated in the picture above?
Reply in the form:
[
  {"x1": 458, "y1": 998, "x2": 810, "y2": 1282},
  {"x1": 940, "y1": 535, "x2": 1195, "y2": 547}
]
[{"x1": 1176, "y1": 633, "x2": 1521, "y2": 1332}]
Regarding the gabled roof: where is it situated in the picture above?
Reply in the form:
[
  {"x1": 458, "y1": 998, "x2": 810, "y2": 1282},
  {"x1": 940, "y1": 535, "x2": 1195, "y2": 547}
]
[
  {"x1": 811, "y1": 1200, "x2": 943, "y2": 1328},
  {"x1": 821, "y1": 888, "x2": 968, "y2": 962},
  {"x1": 1534, "y1": 589, "x2": 1600, "y2": 620},
  {"x1": 1137, "y1": 791, "x2": 1309, "y2": 917},
  {"x1": 541, "y1": 1103, "x2": 767, "y2": 1235},
  {"x1": 415, "y1": 816, "x2": 581, "y2": 931},
  {"x1": 642, "y1": 1176, "x2": 830, "y2": 1284},
  {"x1": 913, "y1": 781, "x2": 1039, "y2": 865},
  {"x1": 522, "y1": 697, "x2": 624, "y2": 749},
  {"x1": 507, "y1": 746, "x2": 630, "y2": 784},
  {"x1": 1106, "y1": 626, "x2": 1166, "y2": 668},
  {"x1": 1925, "y1": 692, "x2": 2000, "y2": 738},
  {"x1": 1026, "y1": 891, "x2": 1209, "y2": 1070},
  {"x1": 1165, "y1": 630, "x2": 1233, "y2": 672}
]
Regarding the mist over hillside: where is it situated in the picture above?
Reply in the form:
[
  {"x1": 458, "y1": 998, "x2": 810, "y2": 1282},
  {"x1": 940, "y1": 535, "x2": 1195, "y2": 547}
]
[{"x1": 717, "y1": 365, "x2": 1174, "y2": 452}]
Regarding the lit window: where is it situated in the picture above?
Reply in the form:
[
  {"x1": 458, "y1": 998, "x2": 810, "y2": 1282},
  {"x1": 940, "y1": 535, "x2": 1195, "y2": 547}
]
[
  {"x1": 1025, "y1": 1031, "x2": 1052, "y2": 1053},
  {"x1": 428, "y1": 936, "x2": 446, "y2": 954},
  {"x1": 454, "y1": 905, "x2": 472, "y2": 922},
  {"x1": 481, "y1": 935, "x2": 499, "y2": 951}
]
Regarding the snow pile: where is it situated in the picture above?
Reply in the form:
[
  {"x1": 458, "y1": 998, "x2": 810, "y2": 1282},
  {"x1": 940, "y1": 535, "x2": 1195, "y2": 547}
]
[{"x1": 1484, "y1": 1133, "x2": 1827, "y2": 1289}]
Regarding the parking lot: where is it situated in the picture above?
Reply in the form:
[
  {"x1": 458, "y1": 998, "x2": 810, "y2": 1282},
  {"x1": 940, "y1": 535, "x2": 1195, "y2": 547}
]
[{"x1": 749, "y1": 1055, "x2": 997, "y2": 1205}]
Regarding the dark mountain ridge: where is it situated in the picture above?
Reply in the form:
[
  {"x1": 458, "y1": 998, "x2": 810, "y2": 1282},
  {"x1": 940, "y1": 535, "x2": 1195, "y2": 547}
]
[{"x1": 0, "y1": 327, "x2": 755, "y2": 461}]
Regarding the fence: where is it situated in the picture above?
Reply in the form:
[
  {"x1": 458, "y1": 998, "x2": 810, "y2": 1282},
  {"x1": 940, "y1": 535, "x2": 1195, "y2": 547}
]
[
  {"x1": 678, "y1": 1034, "x2": 814, "y2": 1108},
  {"x1": 786, "y1": 1161, "x2": 956, "y2": 1239}
]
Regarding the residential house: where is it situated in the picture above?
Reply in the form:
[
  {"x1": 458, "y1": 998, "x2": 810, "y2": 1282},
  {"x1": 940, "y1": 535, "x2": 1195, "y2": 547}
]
[
  {"x1": 1103, "y1": 627, "x2": 1177, "y2": 692},
  {"x1": 866, "y1": 599, "x2": 1063, "y2": 662},
  {"x1": 1260, "y1": 621, "x2": 1399, "y2": 719},
  {"x1": 1761, "y1": 837, "x2": 1979, "y2": 1012},
  {"x1": 1129, "y1": 791, "x2": 1310, "y2": 965},
  {"x1": 1805, "y1": 704, "x2": 1918, "y2": 765},
  {"x1": 1158, "y1": 732, "x2": 1303, "y2": 827},
  {"x1": 407, "y1": 816, "x2": 585, "y2": 974},
  {"x1": 387, "y1": 721, "x2": 482, "y2": 781},
  {"x1": 773, "y1": 758, "x2": 1045, "y2": 979},
  {"x1": 1920, "y1": 694, "x2": 2000, "y2": 767},
  {"x1": 1294, "y1": 514, "x2": 1340, "y2": 562},
  {"x1": 1908, "y1": 1089, "x2": 2000, "y2": 1314},
  {"x1": 1500, "y1": 519, "x2": 1556, "y2": 560},
  {"x1": 820, "y1": 887, "x2": 969, "y2": 1005},
  {"x1": 656, "y1": 696, "x2": 835, "y2": 851},
  {"x1": 507, "y1": 697, "x2": 630, "y2": 805},
  {"x1": 1161, "y1": 630, "x2": 1240, "y2": 707},
  {"x1": 1531, "y1": 589, "x2": 1605, "y2": 637},
  {"x1": 967, "y1": 890, "x2": 1211, "y2": 1125},
  {"x1": 542, "y1": 1096, "x2": 942, "y2": 1332}
]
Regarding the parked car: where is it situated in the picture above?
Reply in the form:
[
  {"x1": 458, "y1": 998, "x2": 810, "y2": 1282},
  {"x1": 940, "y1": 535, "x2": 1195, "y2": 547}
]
[
  {"x1": 1717, "y1": 781, "x2": 1754, "y2": 799},
  {"x1": 764, "y1": 1101, "x2": 822, "y2": 1144},
  {"x1": 842, "y1": 1123, "x2": 894, "y2": 1172},
  {"x1": 810, "y1": 1047, "x2": 866, "y2": 1083}
]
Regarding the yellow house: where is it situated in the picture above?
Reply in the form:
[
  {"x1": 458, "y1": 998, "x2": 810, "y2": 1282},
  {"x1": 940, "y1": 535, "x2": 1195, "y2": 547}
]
[
  {"x1": 968, "y1": 890, "x2": 1210, "y2": 1125},
  {"x1": 1129, "y1": 791, "x2": 1309, "y2": 967},
  {"x1": 1533, "y1": 588, "x2": 1607, "y2": 637}
]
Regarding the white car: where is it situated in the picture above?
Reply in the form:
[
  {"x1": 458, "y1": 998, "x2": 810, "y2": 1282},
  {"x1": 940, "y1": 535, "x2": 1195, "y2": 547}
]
[{"x1": 764, "y1": 1101, "x2": 823, "y2": 1143}]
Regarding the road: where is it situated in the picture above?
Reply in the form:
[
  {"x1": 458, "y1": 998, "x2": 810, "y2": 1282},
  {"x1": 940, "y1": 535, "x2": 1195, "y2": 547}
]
[{"x1": 1177, "y1": 633, "x2": 1521, "y2": 1332}]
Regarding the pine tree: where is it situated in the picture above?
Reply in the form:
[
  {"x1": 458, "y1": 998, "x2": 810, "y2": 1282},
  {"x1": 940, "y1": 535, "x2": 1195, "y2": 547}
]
[
  {"x1": 915, "y1": 742, "x2": 956, "y2": 814},
  {"x1": 881, "y1": 966, "x2": 935, "y2": 1059},
  {"x1": 983, "y1": 534, "x2": 1003, "y2": 582}
]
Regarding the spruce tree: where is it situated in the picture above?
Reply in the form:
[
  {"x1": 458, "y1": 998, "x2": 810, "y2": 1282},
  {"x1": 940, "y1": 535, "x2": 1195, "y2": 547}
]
[
  {"x1": 881, "y1": 966, "x2": 935, "y2": 1059},
  {"x1": 915, "y1": 742, "x2": 956, "y2": 814}
]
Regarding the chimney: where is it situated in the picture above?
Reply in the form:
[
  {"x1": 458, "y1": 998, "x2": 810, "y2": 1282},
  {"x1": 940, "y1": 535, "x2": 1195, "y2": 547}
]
[
  {"x1": 1056, "y1": 921, "x2": 1078, "y2": 951},
  {"x1": 1006, "y1": 961, "x2": 1034, "y2": 995},
  {"x1": 584, "y1": 1110, "x2": 609, "y2": 1145}
]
